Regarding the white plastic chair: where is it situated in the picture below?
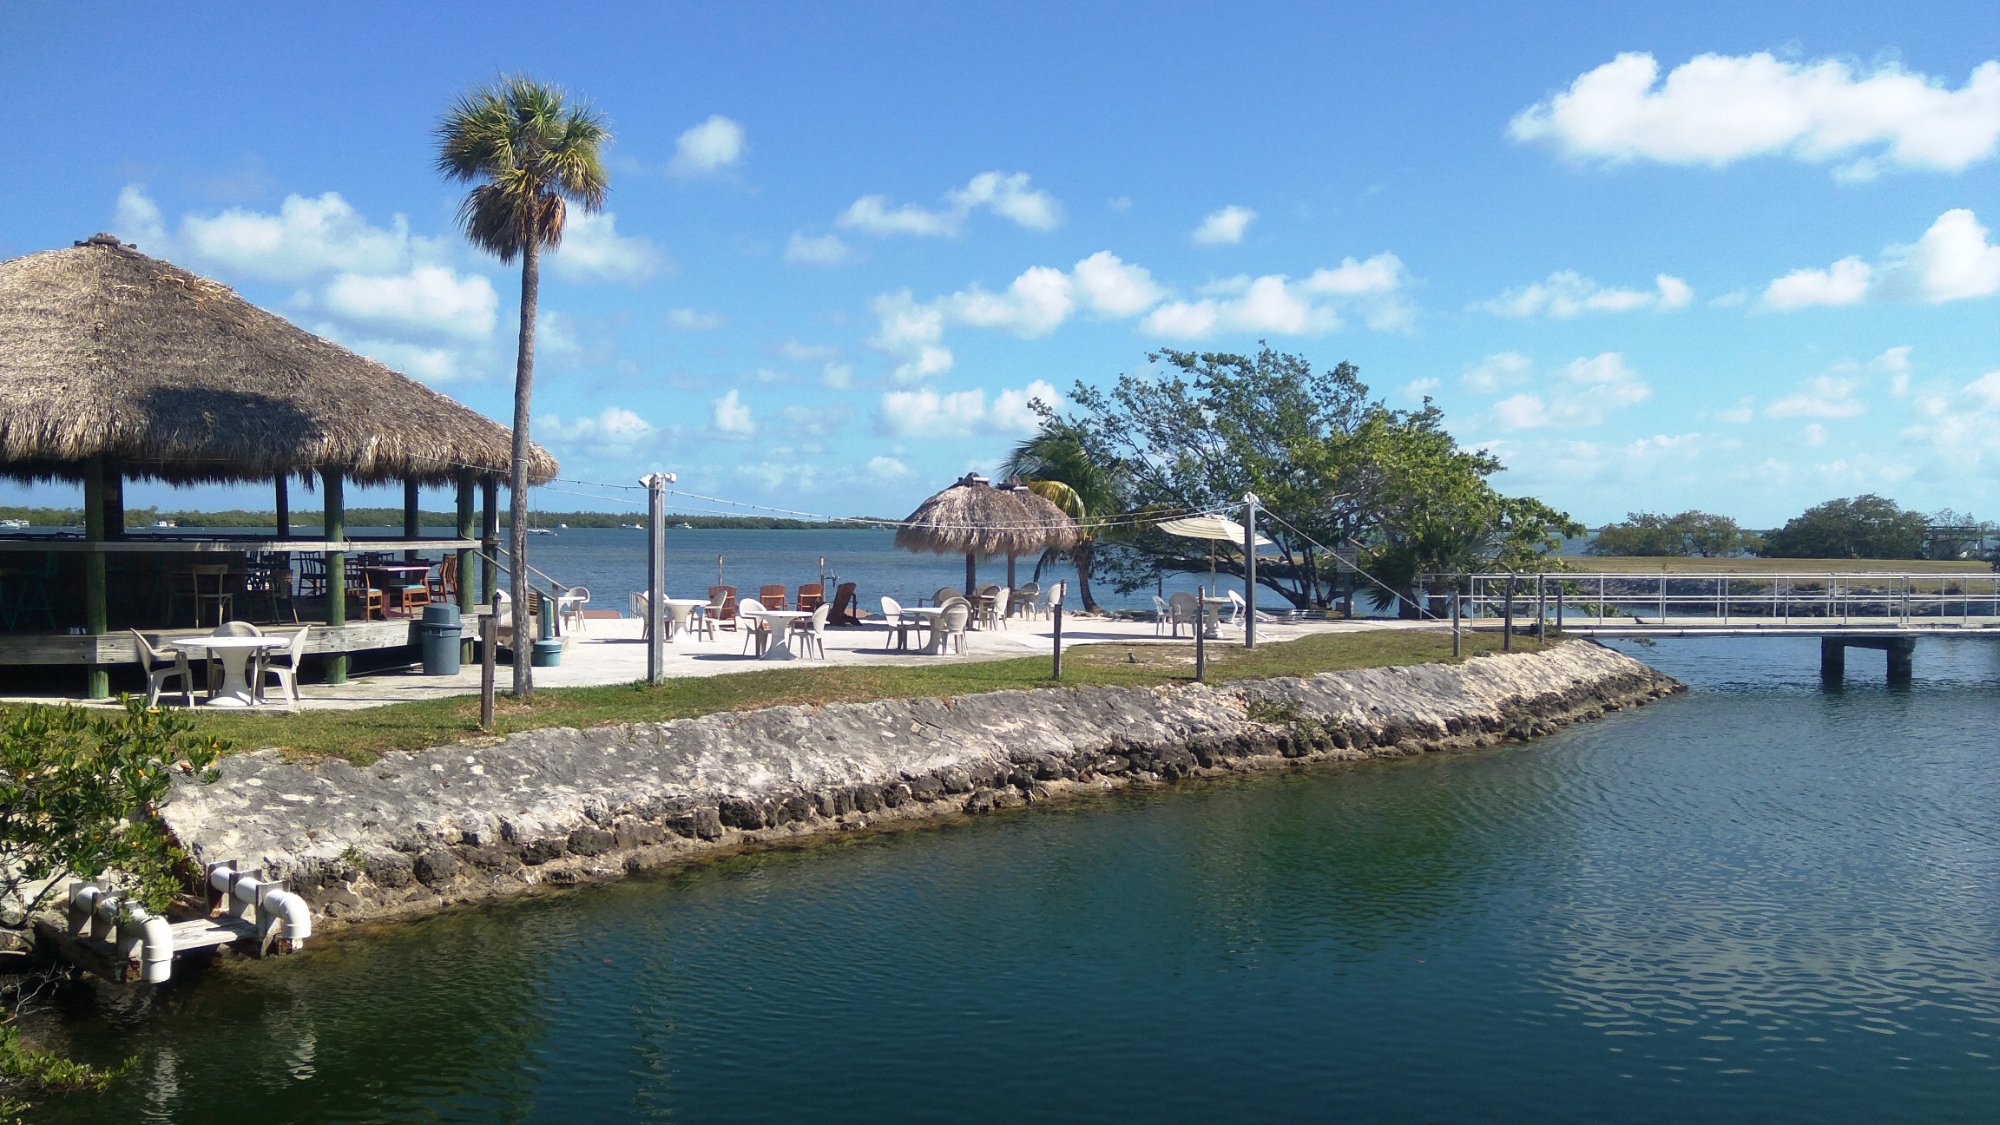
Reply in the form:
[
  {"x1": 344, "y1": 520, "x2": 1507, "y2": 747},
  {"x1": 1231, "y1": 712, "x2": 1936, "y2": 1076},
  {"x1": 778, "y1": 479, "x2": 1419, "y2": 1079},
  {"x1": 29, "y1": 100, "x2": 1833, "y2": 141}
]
[
  {"x1": 738, "y1": 598, "x2": 769, "y2": 654},
  {"x1": 557, "y1": 586, "x2": 591, "y2": 633},
  {"x1": 880, "y1": 596, "x2": 916, "y2": 651},
  {"x1": 256, "y1": 627, "x2": 311, "y2": 710},
  {"x1": 1152, "y1": 595, "x2": 1174, "y2": 635},
  {"x1": 130, "y1": 630, "x2": 193, "y2": 708},
  {"x1": 790, "y1": 603, "x2": 832, "y2": 658},
  {"x1": 978, "y1": 587, "x2": 1010, "y2": 630},
  {"x1": 1167, "y1": 592, "x2": 1200, "y2": 638},
  {"x1": 933, "y1": 598, "x2": 971, "y2": 655}
]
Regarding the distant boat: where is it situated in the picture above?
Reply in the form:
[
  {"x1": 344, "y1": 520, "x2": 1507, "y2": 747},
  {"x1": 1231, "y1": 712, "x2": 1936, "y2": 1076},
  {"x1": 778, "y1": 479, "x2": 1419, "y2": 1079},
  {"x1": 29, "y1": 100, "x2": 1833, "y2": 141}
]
[
  {"x1": 677, "y1": 522, "x2": 693, "y2": 530},
  {"x1": 527, "y1": 527, "x2": 557, "y2": 536},
  {"x1": 0, "y1": 518, "x2": 26, "y2": 529},
  {"x1": 557, "y1": 522, "x2": 569, "y2": 529},
  {"x1": 153, "y1": 519, "x2": 177, "y2": 528}
]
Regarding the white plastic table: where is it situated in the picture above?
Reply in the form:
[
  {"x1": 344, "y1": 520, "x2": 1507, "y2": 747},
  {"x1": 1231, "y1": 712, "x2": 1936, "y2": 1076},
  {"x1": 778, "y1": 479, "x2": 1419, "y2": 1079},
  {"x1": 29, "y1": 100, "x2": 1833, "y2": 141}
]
[
  {"x1": 172, "y1": 636, "x2": 289, "y2": 707},
  {"x1": 740, "y1": 609, "x2": 808, "y2": 659},
  {"x1": 1200, "y1": 597, "x2": 1232, "y2": 639},
  {"x1": 900, "y1": 605, "x2": 953, "y2": 654},
  {"x1": 662, "y1": 598, "x2": 709, "y2": 642}
]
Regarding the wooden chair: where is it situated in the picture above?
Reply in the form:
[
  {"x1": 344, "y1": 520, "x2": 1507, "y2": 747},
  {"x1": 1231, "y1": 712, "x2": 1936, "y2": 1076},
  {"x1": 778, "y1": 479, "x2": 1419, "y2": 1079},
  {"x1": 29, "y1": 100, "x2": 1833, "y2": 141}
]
[
  {"x1": 795, "y1": 583, "x2": 824, "y2": 613},
  {"x1": 708, "y1": 586, "x2": 737, "y2": 630},
  {"x1": 828, "y1": 582, "x2": 861, "y2": 626},
  {"x1": 428, "y1": 555, "x2": 458, "y2": 601},
  {"x1": 759, "y1": 584, "x2": 788, "y2": 611},
  {"x1": 242, "y1": 563, "x2": 298, "y2": 624},
  {"x1": 346, "y1": 566, "x2": 384, "y2": 622},
  {"x1": 391, "y1": 570, "x2": 431, "y2": 616},
  {"x1": 130, "y1": 630, "x2": 194, "y2": 708},
  {"x1": 186, "y1": 564, "x2": 234, "y2": 628}
]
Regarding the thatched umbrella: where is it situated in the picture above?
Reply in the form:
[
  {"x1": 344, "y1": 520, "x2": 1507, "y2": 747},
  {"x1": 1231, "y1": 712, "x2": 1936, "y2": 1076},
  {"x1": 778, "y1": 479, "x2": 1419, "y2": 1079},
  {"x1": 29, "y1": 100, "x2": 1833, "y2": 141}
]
[
  {"x1": 896, "y1": 473, "x2": 1079, "y2": 593},
  {"x1": 0, "y1": 234, "x2": 554, "y2": 486}
]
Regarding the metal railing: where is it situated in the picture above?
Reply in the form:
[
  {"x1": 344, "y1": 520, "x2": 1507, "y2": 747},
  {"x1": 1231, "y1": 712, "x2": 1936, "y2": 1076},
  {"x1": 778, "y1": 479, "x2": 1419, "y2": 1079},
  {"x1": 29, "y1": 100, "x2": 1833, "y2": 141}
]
[{"x1": 1463, "y1": 572, "x2": 2000, "y2": 630}]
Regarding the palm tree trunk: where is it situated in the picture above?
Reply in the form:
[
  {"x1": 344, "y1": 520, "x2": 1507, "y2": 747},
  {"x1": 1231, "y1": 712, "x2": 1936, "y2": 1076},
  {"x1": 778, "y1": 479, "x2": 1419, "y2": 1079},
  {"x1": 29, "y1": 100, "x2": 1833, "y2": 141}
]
[
  {"x1": 1074, "y1": 538, "x2": 1099, "y2": 612},
  {"x1": 509, "y1": 240, "x2": 540, "y2": 697}
]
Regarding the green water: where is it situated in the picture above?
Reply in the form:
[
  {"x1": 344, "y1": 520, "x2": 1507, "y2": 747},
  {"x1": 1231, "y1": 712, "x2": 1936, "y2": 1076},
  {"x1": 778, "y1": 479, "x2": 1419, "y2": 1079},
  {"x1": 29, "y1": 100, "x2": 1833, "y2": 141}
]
[{"x1": 37, "y1": 638, "x2": 2000, "y2": 1122}]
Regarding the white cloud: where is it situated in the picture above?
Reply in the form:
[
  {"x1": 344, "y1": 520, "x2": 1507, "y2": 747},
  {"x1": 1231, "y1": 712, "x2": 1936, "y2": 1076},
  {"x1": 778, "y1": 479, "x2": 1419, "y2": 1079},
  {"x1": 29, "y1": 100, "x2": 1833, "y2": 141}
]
[
  {"x1": 1487, "y1": 352, "x2": 1651, "y2": 430},
  {"x1": 868, "y1": 290, "x2": 954, "y2": 383},
  {"x1": 1071, "y1": 251, "x2": 1165, "y2": 316},
  {"x1": 838, "y1": 171, "x2": 1061, "y2": 237},
  {"x1": 939, "y1": 266, "x2": 1074, "y2": 337},
  {"x1": 1761, "y1": 209, "x2": 2000, "y2": 310},
  {"x1": 711, "y1": 389, "x2": 756, "y2": 436},
  {"x1": 1886, "y1": 208, "x2": 2000, "y2": 301},
  {"x1": 1765, "y1": 374, "x2": 1866, "y2": 419},
  {"x1": 540, "y1": 406, "x2": 657, "y2": 448},
  {"x1": 877, "y1": 380, "x2": 1058, "y2": 438},
  {"x1": 1479, "y1": 270, "x2": 1693, "y2": 317},
  {"x1": 1401, "y1": 377, "x2": 1440, "y2": 401},
  {"x1": 548, "y1": 210, "x2": 664, "y2": 283},
  {"x1": 112, "y1": 184, "x2": 167, "y2": 250},
  {"x1": 1870, "y1": 345, "x2": 1914, "y2": 395},
  {"x1": 1141, "y1": 253, "x2": 1410, "y2": 338},
  {"x1": 1760, "y1": 256, "x2": 1872, "y2": 310},
  {"x1": 1711, "y1": 396, "x2": 1756, "y2": 424},
  {"x1": 666, "y1": 307, "x2": 725, "y2": 330},
  {"x1": 784, "y1": 231, "x2": 852, "y2": 265},
  {"x1": 180, "y1": 191, "x2": 420, "y2": 282},
  {"x1": 1462, "y1": 352, "x2": 1533, "y2": 393},
  {"x1": 1192, "y1": 204, "x2": 1256, "y2": 245},
  {"x1": 1964, "y1": 369, "x2": 2000, "y2": 408},
  {"x1": 668, "y1": 114, "x2": 746, "y2": 176},
  {"x1": 867, "y1": 455, "x2": 910, "y2": 481},
  {"x1": 820, "y1": 362, "x2": 854, "y2": 389},
  {"x1": 1511, "y1": 52, "x2": 2000, "y2": 176},
  {"x1": 321, "y1": 265, "x2": 498, "y2": 340}
]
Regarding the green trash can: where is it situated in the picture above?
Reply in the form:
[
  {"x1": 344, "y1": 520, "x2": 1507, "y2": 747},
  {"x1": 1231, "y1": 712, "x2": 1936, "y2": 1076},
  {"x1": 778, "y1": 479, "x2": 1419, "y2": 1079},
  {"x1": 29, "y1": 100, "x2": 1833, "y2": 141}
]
[
  {"x1": 531, "y1": 638, "x2": 563, "y2": 667},
  {"x1": 418, "y1": 603, "x2": 462, "y2": 675}
]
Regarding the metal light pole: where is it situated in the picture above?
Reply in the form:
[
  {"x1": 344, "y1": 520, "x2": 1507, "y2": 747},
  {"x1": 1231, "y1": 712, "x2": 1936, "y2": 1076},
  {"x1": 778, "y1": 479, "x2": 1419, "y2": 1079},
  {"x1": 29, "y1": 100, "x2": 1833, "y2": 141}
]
[
  {"x1": 1243, "y1": 492, "x2": 1260, "y2": 649},
  {"x1": 640, "y1": 471, "x2": 677, "y2": 684}
]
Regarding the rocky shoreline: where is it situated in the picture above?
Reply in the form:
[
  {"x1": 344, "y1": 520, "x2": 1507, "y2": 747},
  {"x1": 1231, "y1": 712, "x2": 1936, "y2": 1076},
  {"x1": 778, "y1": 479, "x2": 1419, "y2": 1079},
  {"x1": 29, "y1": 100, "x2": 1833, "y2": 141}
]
[{"x1": 159, "y1": 640, "x2": 1683, "y2": 930}]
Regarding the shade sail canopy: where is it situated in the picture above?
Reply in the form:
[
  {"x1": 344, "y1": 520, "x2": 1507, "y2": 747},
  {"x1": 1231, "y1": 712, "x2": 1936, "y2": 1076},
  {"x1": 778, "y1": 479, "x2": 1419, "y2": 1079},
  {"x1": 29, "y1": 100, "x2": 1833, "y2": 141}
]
[
  {"x1": 894, "y1": 474, "x2": 1080, "y2": 558},
  {"x1": 1155, "y1": 514, "x2": 1272, "y2": 548},
  {"x1": 0, "y1": 234, "x2": 556, "y2": 486}
]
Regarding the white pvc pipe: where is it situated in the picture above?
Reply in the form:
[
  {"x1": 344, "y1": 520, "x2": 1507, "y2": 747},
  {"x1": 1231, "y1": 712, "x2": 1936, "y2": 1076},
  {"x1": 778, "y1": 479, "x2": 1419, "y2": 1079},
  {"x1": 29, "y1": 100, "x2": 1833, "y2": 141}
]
[
  {"x1": 82, "y1": 888, "x2": 175, "y2": 983},
  {"x1": 208, "y1": 866, "x2": 313, "y2": 945},
  {"x1": 137, "y1": 915, "x2": 174, "y2": 984}
]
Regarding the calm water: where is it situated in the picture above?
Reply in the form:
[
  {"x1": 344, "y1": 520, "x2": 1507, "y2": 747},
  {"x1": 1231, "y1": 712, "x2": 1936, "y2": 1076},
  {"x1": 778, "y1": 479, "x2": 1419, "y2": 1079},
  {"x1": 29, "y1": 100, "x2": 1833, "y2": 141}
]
[
  {"x1": 38, "y1": 637, "x2": 2000, "y2": 1123},
  {"x1": 391, "y1": 524, "x2": 1217, "y2": 613}
]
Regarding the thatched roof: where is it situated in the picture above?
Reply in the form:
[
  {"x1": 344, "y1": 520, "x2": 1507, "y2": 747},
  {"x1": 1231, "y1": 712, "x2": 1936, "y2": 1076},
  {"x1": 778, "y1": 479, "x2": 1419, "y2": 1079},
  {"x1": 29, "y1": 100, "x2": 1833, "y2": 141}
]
[
  {"x1": 0, "y1": 234, "x2": 556, "y2": 486},
  {"x1": 895, "y1": 473, "x2": 1081, "y2": 557}
]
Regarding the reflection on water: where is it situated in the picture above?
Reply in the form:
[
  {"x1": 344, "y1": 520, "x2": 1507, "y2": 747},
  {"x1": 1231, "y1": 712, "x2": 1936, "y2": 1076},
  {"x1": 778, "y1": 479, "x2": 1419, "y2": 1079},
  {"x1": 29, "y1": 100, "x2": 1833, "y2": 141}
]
[{"x1": 40, "y1": 638, "x2": 2000, "y2": 1123}]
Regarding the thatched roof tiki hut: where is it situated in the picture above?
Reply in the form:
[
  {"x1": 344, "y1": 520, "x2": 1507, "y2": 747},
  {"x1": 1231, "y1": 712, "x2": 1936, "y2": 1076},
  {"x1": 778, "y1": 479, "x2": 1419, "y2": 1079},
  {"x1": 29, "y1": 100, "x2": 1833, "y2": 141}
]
[
  {"x1": 895, "y1": 473, "x2": 1080, "y2": 594},
  {"x1": 0, "y1": 234, "x2": 555, "y2": 697}
]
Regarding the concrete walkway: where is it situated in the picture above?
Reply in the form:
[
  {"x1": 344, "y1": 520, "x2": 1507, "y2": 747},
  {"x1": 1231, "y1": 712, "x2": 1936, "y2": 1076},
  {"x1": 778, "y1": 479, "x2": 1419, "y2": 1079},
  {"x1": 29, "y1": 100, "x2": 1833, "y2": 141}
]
[{"x1": 3, "y1": 612, "x2": 1450, "y2": 712}]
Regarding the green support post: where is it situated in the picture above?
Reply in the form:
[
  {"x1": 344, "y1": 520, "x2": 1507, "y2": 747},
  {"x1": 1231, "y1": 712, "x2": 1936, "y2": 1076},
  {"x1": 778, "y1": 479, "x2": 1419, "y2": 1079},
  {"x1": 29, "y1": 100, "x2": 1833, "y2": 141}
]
[
  {"x1": 275, "y1": 474, "x2": 290, "y2": 538},
  {"x1": 322, "y1": 469, "x2": 348, "y2": 684},
  {"x1": 83, "y1": 457, "x2": 109, "y2": 699},
  {"x1": 480, "y1": 474, "x2": 499, "y2": 603},
  {"x1": 457, "y1": 468, "x2": 476, "y2": 661}
]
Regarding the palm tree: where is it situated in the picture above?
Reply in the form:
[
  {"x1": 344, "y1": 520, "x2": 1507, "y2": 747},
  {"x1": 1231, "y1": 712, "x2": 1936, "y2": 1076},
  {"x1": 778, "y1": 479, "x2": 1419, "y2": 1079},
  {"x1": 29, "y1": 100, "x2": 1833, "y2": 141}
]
[
  {"x1": 1002, "y1": 426, "x2": 1122, "y2": 612},
  {"x1": 435, "y1": 76, "x2": 608, "y2": 697}
]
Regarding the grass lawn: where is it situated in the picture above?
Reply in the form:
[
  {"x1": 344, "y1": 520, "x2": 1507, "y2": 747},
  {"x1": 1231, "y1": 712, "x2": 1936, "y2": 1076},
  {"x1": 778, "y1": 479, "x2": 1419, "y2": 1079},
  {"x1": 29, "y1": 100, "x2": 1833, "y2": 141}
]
[
  {"x1": 166, "y1": 629, "x2": 1519, "y2": 765},
  {"x1": 1564, "y1": 556, "x2": 1991, "y2": 575}
]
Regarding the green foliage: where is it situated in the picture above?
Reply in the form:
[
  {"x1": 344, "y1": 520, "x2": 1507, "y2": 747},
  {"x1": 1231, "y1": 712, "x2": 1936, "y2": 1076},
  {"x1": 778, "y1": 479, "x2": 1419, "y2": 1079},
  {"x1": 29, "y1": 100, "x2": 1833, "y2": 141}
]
[
  {"x1": 434, "y1": 75, "x2": 609, "y2": 262},
  {"x1": 1002, "y1": 424, "x2": 1129, "y2": 611},
  {"x1": 1044, "y1": 346, "x2": 1578, "y2": 610},
  {"x1": 1763, "y1": 494, "x2": 1929, "y2": 559},
  {"x1": 0, "y1": 700, "x2": 225, "y2": 917},
  {"x1": 0, "y1": 1023, "x2": 132, "y2": 1118},
  {"x1": 1587, "y1": 510, "x2": 1759, "y2": 557}
]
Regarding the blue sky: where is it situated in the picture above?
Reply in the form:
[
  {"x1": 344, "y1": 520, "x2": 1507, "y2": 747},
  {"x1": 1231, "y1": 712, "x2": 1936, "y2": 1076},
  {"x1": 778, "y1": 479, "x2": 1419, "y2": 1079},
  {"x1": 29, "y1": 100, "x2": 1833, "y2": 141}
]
[{"x1": 5, "y1": 2, "x2": 1998, "y2": 527}]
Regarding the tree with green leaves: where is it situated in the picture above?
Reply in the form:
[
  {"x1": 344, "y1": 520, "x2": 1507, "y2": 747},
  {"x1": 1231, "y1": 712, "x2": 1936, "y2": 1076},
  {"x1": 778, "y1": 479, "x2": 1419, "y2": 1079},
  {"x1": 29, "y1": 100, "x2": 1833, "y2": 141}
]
[
  {"x1": 1001, "y1": 424, "x2": 1128, "y2": 611},
  {"x1": 1763, "y1": 494, "x2": 1928, "y2": 559},
  {"x1": 436, "y1": 76, "x2": 608, "y2": 697},
  {"x1": 1043, "y1": 346, "x2": 1577, "y2": 611},
  {"x1": 1588, "y1": 510, "x2": 1756, "y2": 557}
]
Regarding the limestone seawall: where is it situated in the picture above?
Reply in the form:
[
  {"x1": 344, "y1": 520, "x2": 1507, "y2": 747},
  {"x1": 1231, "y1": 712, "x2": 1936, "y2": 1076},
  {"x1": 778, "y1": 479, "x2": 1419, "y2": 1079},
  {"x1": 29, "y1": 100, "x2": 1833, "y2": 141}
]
[{"x1": 160, "y1": 640, "x2": 1683, "y2": 929}]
